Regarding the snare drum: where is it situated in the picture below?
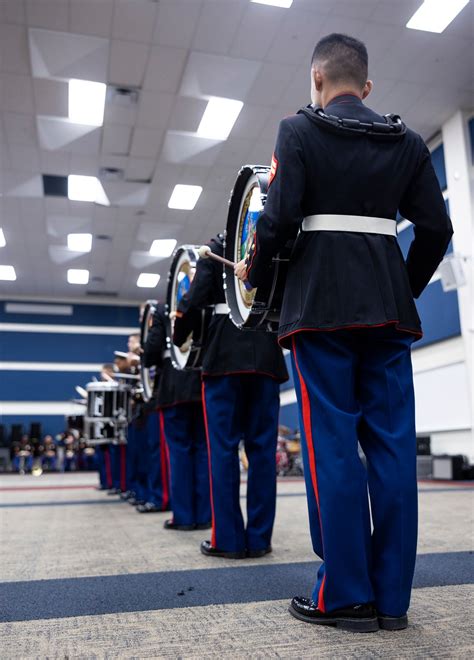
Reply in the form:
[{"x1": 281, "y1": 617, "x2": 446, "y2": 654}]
[
  {"x1": 84, "y1": 381, "x2": 130, "y2": 445},
  {"x1": 224, "y1": 165, "x2": 291, "y2": 332},
  {"x1": 140, "y1": 299, "x2": 158, "y2": 401},
  {"x1": 166, "y1": 245, "x2": 213, "y2": 370}
]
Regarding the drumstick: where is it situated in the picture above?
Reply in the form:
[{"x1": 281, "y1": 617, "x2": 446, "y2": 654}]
[{"x1": 198, "y1": 246, "x2": 254, "y2": 291}]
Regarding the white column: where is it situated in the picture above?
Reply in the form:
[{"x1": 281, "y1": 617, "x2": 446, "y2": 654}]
[{"x1": 441, "y1": 111, "x2": 474, "y2": 442}]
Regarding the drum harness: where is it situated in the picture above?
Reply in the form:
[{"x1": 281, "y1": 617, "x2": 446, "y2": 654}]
[{"x1": 299, "y1": 105, "x2": 407, "y2": 238}]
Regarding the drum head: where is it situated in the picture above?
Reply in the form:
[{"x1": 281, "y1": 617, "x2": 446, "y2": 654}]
[
  {"x1": 225, "y1": 166, "x2": 269, "y2": 328},
  {"x1": 167, "y1": 246, "x2": 199, "y2": 369},
  {"x1": 140, "y1": 300, "x2": 157, "y2": 401}
]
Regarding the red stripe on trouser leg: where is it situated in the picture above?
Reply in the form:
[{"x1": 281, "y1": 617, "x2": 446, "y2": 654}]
[
  {"x1": 292, "y1": 336, "x2": 326, "y2": 613},
  {"x1": 159, "y1": 411, "x2": 170, "y2": 511},
  {"x1": 201, "y1": 380, "x2": 216, "y2": 548},
  {"x1": 120, "y1": 444, "x2": 127, "y2": 491},
  {"x1": 104, "y1": 446, "x2": 112, "y2": 489}
]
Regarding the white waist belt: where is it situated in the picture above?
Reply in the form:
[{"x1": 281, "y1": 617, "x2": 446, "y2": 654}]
[
  {"x1": 163, "y1": 349, "x2": 171, "y2": 358},
  {"x1": 214, "y1": 303, "x2": 230, "y2": 315},
  {"x1": 302, "y1": 214, "x2": 397, "y2": 236}
]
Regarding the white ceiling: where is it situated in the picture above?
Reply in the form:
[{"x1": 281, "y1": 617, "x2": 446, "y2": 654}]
[{"x1": 0, "y1": 0, "x2": 473, "y2": 303}]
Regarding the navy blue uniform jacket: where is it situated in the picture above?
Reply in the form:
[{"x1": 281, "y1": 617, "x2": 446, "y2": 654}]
[
  {"x1": 173, "y1": 235, "x2": 288, "y2": 382},
  {"x1": 143, "y1": 303, "x2": 201, "y2": 407},
  {"x1": 246, "y1": 94, "x2": 453, "y2": 347}
]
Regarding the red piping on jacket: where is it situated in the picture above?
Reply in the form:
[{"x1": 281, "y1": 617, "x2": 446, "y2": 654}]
[
  {"x1": 292, "y1": 335, "x2": 326, "y2": 612},
  {"x1": 201, "y1": 380, "x2": 216, "y2": 548},
  {"x1": 279, "y1": 321, "x2": 422, "y2": 349}
]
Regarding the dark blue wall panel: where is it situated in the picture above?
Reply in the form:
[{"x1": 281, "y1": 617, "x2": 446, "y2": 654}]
[
  {"x1": 0, "y1": 371, "x2": 97, "y2": 401},
  {"x1": 0, "y1": 301, "x2": 140, "y2": 326},
  {"x1": 431, "y1": 144, "x2": 447, "y2": 191},
  {"x1": 2, "y1": 332, "x2": 129, "y2": 363},
  {"x1": 469, "y1": 116, "x2": 474, "y2": 165},
  {"x1": 279, "y1": 403, "x2": 299, "y2": 430}
]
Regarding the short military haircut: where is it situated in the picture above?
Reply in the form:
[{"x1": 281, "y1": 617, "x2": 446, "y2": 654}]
[{"x1": 311, "y1": 33, "x2": 368, "y2": 89}]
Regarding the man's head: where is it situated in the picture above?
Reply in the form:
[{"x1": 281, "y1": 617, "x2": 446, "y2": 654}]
[
  {"x1": 128, "y1": 333, "x2": 141, "y2": 353},
  {"x1": 310, "y1": 33, "x2": 372, "y2": 108}
]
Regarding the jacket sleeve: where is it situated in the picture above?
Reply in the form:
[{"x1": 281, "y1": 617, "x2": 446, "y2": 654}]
[
  {"x1": 143, "y1": 307, "x2": 167, "y2": 368},
  {"x1": 173, "y1": 253, "x2": 216, "y2": 347},
  {"x1": 399, "y1": 140, "x2": 453, "y2": 298},
  {"x1": 246, "y1": 118, "x2": 306, "y2": 287}
]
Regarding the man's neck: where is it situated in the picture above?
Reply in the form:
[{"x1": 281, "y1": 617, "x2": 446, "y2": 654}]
[{"x1": 322, "y1": 89, "x2": 362, "y2": 109}]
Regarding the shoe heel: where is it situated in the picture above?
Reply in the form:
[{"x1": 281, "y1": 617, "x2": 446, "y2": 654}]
[
  {"x1": 337, "y1": 617, "x2": 379, "y2": 633},
  {"x1": 378, "y1": 615, "x2": 408, "y2": 631}
]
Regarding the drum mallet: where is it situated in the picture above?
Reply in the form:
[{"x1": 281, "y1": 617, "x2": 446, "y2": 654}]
[{"x1": 198, "y1": 246, "x2": 254, "y2": 291}]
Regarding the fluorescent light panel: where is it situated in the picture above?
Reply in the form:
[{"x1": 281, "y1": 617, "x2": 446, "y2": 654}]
[
  {"x1": 197, "y1": 97, "x2": 244, "y2": 140},
  {"x1": 137, "y1": 273, "x2": 160, "y2": 288},
  {"x1": 0, "y1": 228, "x2": 5, "y2": 248},
  {"x1": 149, "y1": 239, "x2": 177, "y2": 258},
  {"x1": 68, "y1": 175, "x2": 109, "y2": 206},
  {"x1": 168, "y1": 185, "x2": 202, "y2": 210},
  {"x1": 69, "y1": 79, "x2": 106, "y2": 126},
  {"x1": 67, "y1": 268, "x2": 89, "y2": 284},
  {"x1": 406, "y1": 0, "x2": 469, "y2": 33},
  {"x1": 0, "y1": 265, "x2": 16, "y2": 281},
  {"x1": 67, "y1": 233, "x2": 92, "y2": 252},
  {"x1": 251, "y1": 0, "x2": 293, "y2": 7}
]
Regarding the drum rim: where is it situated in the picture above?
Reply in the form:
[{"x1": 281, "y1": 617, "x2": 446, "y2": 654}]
[
  {"x1": 140, "y1": 299, "x2": 158, "y2": 402},
  {"x1": 86, "y1": 381, "x2": 126, "y2": 391}
]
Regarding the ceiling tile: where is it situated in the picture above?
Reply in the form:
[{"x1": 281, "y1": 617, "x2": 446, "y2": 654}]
[
  {"x1": 3, "y1": 112, "x2": 37, "y2": 146},
  {"x1": 136, "y1": 91, "x2": 175, "y2": 129},
  {"x1": 26, "y1": 0, "x2": 69, "y2": 31},
  {"x1": 102, "y1": 123, "x2": 132, "y2": 155},
  {"x1": 162, "y1": 131, "x2": 223, "y2": 166},
  {"x1": 37, "y1": 116, "x2": 101, "y2": 154},
  {"x1": 2, "y1": 0, "x2": 26, "y2": 24},
  {"x1": 245, "y1": 61, "x2": 297, "y2": 106},
  {"x1": 230, "y1": 2, "x2": 285, "y2": 60},
  {"x1": 125, "y1": 157, "x2": 156, "y2": 182},
  {"x1": 130, "y1": 127, "x2": 164, "y2": 159},
  {"x1": 264, "y1": 8, "x2": 330, "y2": 64},
  {"x1": 69, "y1": 153, "x2": 100, "y2": 176},
  {"x1": 109, "y1": 39, "x2": 149, "y2": 87},
  {"x1": 143, "y1": 45, "x2": 188, "y2": 94},
  {"x1": 40, "y1": 150, "x2": 71, "y2": 176},
  {"x1": 7, "y1": 144, "x2": 40, "y2": 172},
  {"x1": 112, "y1": 0, "x2": 157, "y2": 43},
  {"x1": 153, "y1": 0, "x2": 203, "y2": 49},
  {"x1": 33, "y1": 78, "x2": 68, "y2": 117},
  {"x1": 69, "y1": 0, "x2": 114, "y2": 38},
  {"x1": 167, "y1": 96, "x2": 207, "y2": 133},
  {"x1": 0, "y1": 24, "x2": 30, "y2": 74},
  {"x1": 192, "y1": 0, "x2": 245, "y2": 55},
  {"x1": 1, "y1": 73, "x2": 34, "y2": 113}
]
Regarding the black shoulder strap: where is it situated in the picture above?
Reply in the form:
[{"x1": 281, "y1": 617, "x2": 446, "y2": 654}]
[{"x1": 298, "y1": 105, "x2": 407, "y2": 140}]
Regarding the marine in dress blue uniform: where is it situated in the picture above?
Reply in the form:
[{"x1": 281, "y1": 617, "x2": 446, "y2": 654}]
[
  {"x1": 174, "y1": 234, "x2": 288, "y2": 558},
  {"x1": 144, "y1": 303, "x2": 211, "y2": 530},
  {"x1": 241, "y1": 34, "x2": 453, "y2": 631}
]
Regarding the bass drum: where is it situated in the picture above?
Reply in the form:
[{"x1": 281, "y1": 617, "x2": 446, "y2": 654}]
[
  {"x1": 224, "y1": 165, "x2": 290, "y2": 332},
  {"x1": 166, "y1": 245, "x2": 213, "y2": 370},
  {"x1": 140, "y1": 299, "x2": 157, "y2": 402}
]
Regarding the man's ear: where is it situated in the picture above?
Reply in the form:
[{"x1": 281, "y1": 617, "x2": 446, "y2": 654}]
[
  {"x1": 313, "y1": 68, "x2": 323, "y2": 92},
  {"x1": 362, "y1": 80, "x2": 373, "y2": 99}
]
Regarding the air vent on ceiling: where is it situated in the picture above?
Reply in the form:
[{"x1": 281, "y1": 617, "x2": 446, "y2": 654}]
[
  {"x1": 86, "y1": 290, "x2": 118, "y2": 297},
  {"x1": 99, "y1": 167, "x2": 124, "y2": 182},
  {"x1": 91, "y1": 276, "x2": 104, "y2": 283},
  {"x1": 95, "y1": 234, "x2": 112, "y2": 241},
  {"x1": 107, "y1": 85, "x2": 140, "y2": 107}
]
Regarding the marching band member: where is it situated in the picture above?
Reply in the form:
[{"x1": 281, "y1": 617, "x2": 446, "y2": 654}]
[
  {"x1": 143, "y1": 304, "x2": 211, "y2": 530},
  {"x1": 174, "y1": 233, "x2": 288, "y2": 558},
  {"x1": 236, "y1": 34, "x2": 452, "y2": 631}
]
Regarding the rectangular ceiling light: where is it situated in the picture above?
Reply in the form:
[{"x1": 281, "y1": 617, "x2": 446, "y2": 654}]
[
  {"x1": 0, "y1": 228, "x2": 5, "y2": 248},
  {"x1": 137, "y1": 273, "x2": 160, "y2": 288},
  {"x1": 0, "y1": 265, "x2": 16, "y2": 281},
  {"x1": 168, "y1": 184, "x2": 202, "y2": 210},
  {"x1": 251, "y1": 0, "x2": 293, "y2": 7},
  {"x1": 67, "y1": 268, "x2": 89, "y2": 284},
  {"x1": 67, "y1": 233, "x2": 92, "y2": 252},
  {"x1": 197, "y1": 97, "x2": 244, "y2": 140},
  {"x1": 69, "y1": 79, "x2": 106, "y2": 126},
  {"x1": 406, "y1": 0, "x2": 469, "y2": 33},
  {"x1": 68, "y1": 175, "x2": 110, "y2": 206},
  {"x1": 149, "y1": 239, "x2": 177, "y2": 258}
]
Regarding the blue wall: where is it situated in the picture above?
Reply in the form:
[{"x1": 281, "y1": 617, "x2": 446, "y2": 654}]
[{"x1": 0, "y1": 301, "x2": 140, "y2": 440}]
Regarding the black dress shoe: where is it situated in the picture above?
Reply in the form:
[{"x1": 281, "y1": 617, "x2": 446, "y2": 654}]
[
  {"x1": 289, "y1": 596, "x2": 379, "y2": 633},
  {"x1": 200, "y1": 540, "x2": 246, "y2": 559},
  {"x1": 247, "y1": 545, "x2": 272, "y2": 558},
  {"x1": 136, "y1": 502, "x2": 161, "y2": 513},
  {"x1": 128, "y1": 497, "x2": 143, "y2": 506},
  {"x1": 120, "y1": 490, "x2": 133, "y2": 501},
  {"x1": 378, "y1": 613, "x2": 408, "y2": 630},
  {"x1": 107, "y1": 488, "x2": 121, "y2": 495},
  {"x1": 163, "y1": 519, "x2": 196, "y2": 531}
]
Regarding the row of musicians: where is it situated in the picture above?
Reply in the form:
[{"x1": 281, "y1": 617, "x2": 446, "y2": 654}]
[{"x1": 99, "y1": 234, "x2": 289, "y2": 556}]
